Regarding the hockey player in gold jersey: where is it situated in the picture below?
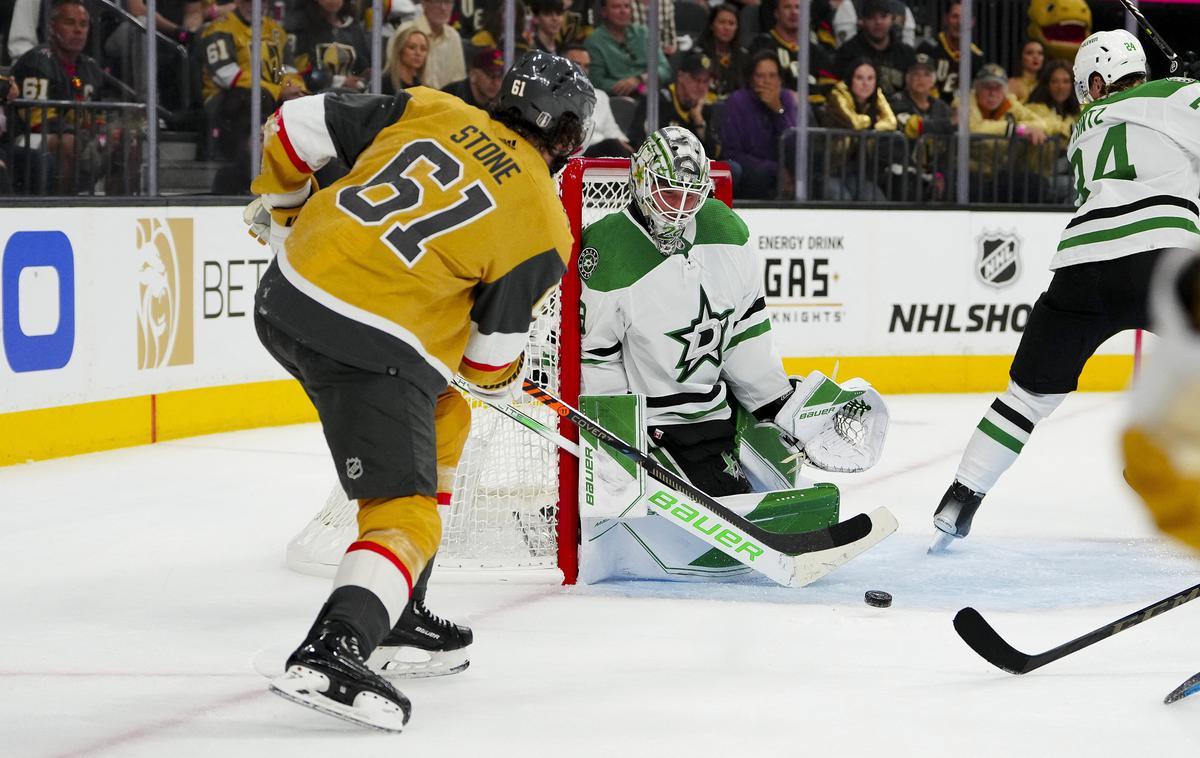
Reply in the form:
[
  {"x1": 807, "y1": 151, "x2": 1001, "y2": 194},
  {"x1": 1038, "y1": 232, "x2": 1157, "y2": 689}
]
[{"x1": 250, "y1": 51, "x2": 594, "y2": 732}]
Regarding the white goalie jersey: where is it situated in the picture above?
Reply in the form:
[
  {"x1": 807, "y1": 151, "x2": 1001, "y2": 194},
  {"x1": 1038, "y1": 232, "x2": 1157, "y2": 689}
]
[{"x1": 578, "y1": 199, "x2": 791, "y2": 425}]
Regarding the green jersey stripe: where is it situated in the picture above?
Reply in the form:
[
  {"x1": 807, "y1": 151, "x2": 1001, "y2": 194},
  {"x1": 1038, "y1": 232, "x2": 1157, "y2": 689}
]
[
  {"x1": 727, "y1": 320, "x2": 771, "y2": 350},
  {"x1": 1057, "y1": 216, "x2": 1200, "y2": 251},
  {"x1": 978, "y1": 418, "x2": 1024, "y2": 454}
]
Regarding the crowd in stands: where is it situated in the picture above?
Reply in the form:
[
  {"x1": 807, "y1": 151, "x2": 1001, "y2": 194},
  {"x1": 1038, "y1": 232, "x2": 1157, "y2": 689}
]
[{"x1": 0, "y1": 0, "x2": 1124, "y2": 199}]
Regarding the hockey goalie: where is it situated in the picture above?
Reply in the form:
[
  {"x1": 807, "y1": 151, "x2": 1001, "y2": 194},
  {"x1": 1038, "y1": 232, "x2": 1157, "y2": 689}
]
[{"x1": 577, "y1": 126, "x2": 890, "y2": 583}]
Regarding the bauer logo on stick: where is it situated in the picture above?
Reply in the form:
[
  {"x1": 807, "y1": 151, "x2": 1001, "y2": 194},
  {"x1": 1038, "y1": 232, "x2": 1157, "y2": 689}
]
[{"x1": 976, "y1": 230, "x2": 1022, "y2": 289}]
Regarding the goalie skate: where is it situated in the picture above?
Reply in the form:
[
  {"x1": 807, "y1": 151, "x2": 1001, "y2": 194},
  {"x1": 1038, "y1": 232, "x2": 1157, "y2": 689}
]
[
  {"x1": 367, "y1": 599, "x2": 473, "y2": 679},
  {"x1": 270, "y1": 621, "x2": 411, "y2": 733}
]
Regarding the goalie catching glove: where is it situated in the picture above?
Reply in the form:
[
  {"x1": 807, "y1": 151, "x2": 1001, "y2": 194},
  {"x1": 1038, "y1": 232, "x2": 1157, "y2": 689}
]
[{"x1": 772, "y1": 370, "x2": 889, "y2": 473}]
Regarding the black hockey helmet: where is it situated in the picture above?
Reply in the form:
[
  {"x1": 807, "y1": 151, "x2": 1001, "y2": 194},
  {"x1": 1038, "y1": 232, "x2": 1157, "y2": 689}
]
[{"x1": 493, "y1": 50, "x2": 596, "y2": 170}]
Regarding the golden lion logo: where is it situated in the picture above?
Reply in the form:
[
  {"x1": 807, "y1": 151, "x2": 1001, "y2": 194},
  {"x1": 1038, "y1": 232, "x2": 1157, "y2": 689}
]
[{"x1": 136, "y1": 218, "x2": 194, "y2": 369}]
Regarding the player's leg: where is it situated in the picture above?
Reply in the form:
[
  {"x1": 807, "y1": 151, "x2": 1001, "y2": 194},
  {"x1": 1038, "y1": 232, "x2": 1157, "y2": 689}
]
[
  {"x1": 257, "y1": 315, "x2": 437, "y2": 731},
  {"x1": 932, "y1": 258, "x2": 1135, "y2": 550},
  {"x1": 370, "y1": 388, "x2": 474, "y2": 678}
]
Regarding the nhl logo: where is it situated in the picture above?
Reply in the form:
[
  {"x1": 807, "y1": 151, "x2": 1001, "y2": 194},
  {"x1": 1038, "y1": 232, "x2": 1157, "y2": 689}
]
[
  {"x1": 976, "y1": 230, "x2": 1021, "y2": 289},
  {"x1": 536, "y1": 112, "x2": 552, "y2": 128},
  {"x1": 578, "y1": 246, "x2": 599, "y2": 280},
  {"x1": 346, "y1": 457, "x2": 364, "y2": 480}
]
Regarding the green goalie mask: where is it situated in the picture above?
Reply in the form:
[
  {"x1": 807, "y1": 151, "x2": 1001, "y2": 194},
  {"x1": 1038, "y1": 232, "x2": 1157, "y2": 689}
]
[{"x1": 629, "y1": 127, "x2": 713, "y2": 254}]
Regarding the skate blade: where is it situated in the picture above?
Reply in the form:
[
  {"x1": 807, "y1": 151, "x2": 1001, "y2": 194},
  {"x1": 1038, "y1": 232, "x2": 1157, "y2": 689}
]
[
  {"x1": 369, "y1": 645, "x2": 470, "y2": 680},
  {"x1": 270, "y1": 666, "x2": 409, "y2": 733},
  {"x1": 928, "y1": 529, "x2": 957, "y2": 554}
]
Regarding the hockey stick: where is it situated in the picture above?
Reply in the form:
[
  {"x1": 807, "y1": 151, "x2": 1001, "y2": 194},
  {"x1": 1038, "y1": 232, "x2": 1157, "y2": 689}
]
[
  {"x1": 953, "y1": 581, "x2": 1200, "y2": 675},
  {"x1": 450, "y1": 377, "x2": 580, "y2": 456},
  {"x1": 517, "y1": 379, "x2": 898, "y2": 587},
  {"x1": 1164, "y1": 671, "x2": 1200, "y2": 704},
  {"x1": 1117, "y1": 0, "x2": 1181, "y2": 74}
]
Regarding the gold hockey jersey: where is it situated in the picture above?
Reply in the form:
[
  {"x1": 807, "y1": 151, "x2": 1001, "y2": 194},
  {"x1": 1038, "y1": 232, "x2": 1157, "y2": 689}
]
[
  {"x1": 201, "y1": 9, "x2": 296, "y2": 102},
  {"x1": 252, "y1": 88, "x2": 573, "y2": 397}
]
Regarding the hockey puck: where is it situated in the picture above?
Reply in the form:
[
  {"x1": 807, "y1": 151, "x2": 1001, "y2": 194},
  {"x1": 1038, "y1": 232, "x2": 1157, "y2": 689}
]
[{"x1": 864, "y1": 590, "x2": 892, "y2": 608}]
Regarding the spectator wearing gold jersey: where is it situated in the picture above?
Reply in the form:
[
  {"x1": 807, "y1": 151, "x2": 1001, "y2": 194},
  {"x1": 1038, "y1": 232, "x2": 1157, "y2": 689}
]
[
  {"x1": 202, "y1": 0, "x2": 305, "y2": 193},
  {"x1": 956, "y1": 63, "x2": 1051, "y2": 202},
  {"x1": 1022, "y1": 58, "x2": 1079, "y2": 203},
  {"x1": 820, "y1": 58, "x2": 898, "y2": 201}
]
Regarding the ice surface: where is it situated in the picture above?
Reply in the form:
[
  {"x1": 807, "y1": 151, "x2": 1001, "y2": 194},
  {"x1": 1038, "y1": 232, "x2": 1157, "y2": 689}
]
[{"x1": 1, "y1": 392, "x2": 1197, "y2": 757}]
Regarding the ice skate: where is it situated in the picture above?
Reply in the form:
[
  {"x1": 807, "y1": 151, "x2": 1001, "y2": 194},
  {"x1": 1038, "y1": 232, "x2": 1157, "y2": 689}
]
[
  {"x1": 270, "y1": 620, "x2": 411, "y2": 733},
  {"x1": 367, "y1": 599, "x2": 473, "y2": 679},
  {"x1": 929, "y1": 480, "x2": 984, "y2": 553}
]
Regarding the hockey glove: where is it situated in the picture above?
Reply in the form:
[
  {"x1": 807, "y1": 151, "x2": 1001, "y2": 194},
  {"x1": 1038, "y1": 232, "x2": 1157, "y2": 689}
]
[
  {"x1": 243, "y1": 186, "x2": 309, "y2": 251},
  {"x1": 460, "y1": 353, "x2": 527, "y2": 404},
  {"x1": 773, "y1": 370, "x2": 889, "y2": 473}
]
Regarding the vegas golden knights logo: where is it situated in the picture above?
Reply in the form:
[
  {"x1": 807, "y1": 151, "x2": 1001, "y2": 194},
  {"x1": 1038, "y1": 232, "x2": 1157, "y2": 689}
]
[{"x1": 136, "y1": 218, "x2": 194, "y2": 369}]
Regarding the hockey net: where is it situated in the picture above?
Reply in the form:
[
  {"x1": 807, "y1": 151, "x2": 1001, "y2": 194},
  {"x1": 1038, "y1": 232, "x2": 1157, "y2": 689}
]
[{"x1": 285, "y1": 158, "x2": 733, "y2": 583}]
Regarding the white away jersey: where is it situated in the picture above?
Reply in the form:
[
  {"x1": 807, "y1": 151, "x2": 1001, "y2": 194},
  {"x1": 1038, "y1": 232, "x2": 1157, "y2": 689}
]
[
  {"x1": 579, "y1": 200, "x2": 791, "y2": 426},
  {"x1": 1054, "y1": 77, "x2": 1200, "y2": 269}
]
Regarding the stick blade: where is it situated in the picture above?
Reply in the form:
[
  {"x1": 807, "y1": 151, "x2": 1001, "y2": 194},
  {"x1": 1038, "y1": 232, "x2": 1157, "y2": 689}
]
[
  {"x1": 953, "y1": 607, "x2": 1036, "y2": 675},
  {"x1": 785, "y1": 507, "x2": 898, "y2": 587},
  {"x1": 1164, "y1": 672, "x2": 1200, "y2": 704}
]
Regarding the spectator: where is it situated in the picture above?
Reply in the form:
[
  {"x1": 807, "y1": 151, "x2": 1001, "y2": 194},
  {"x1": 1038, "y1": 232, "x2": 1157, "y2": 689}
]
[
  {"x1": 290, "y1": 0, "x2": 371, "y2": 94},
  {"x1": 201, "y1": 0, "x2": 303, "y2": 193},
  {"x1": 718, "y1": 50, "x2": 798, "y2": 199},
  {"x1": 696, "y1": 4, "x2": 747, "y2": 100},
  {"x1": 104, "y1": 0, "x2": 202, "y2": 114},
  {"x1": 832, "y1": 0, "x2": 915, "y2": 98},
  {"x1": 584, "y1": 0, "x2": 670, "y2": 97},
  {"x1": 531, "y1": 0, "x2": 566, "y2": 54},
  {"x1": 821, "y1": 58, "x2": 897, "y2": 200},
  {"x1": 749, "y1": 0, "x2": 836, "y2": 104},
  {"x1": 1022, "y1": 58, "x2": 1078, "y2": 140},
  {"x1": 384, "y1": 26, "x2": 429, "y2": 92},
  {"x1": 890, "y1": 53, "x2": 954, "y2": 200},
  {"x1": 562, "y1": 43, "x2": 632, "y2": 157},
  {"x1": 0, "y1": 74, "x2": 17, "y2": 192},
  {"x1": 1008, "y1": 39, "x2": 1045, "y2": 103},
  {"x1": 956, "y1": 63, "x2": 1050, "y2": 202},
  {"x1": 889, "y1": 53, "x2": 954, "y2": 138},
  {"x1": 628, "y1": 50, "x2": 716, "y2": 149},
  {"x1": 1023, "y1": 58, "x2": 1079, "y2": 203},
  {"x1": 471, "y1": 0, "x2": 532, "y2": 53},
  {"x1": 833, "y1": 0, "x2": 917, "y2": 48},
  {"x1": 629, "y1": 0, "x2": 675, "y2": 56},
  {"x1": 7, "y1": 0, "x2": 42, "y2": 61},
  {"x1": 917, "y1": 0, "x2": 983, "y2": 104},
  {"x1": 560, "y1": 0, "x2": 593, "y2": 45},
  {"x1": 11, "y1": 0, "x2": 108, "y2": 194},
  {"x1": 396, "y1": 0, "x2": 464, "y2": 89},
  {"x1": 442, "y1": 46, "x2": 505, "y2": 109}
]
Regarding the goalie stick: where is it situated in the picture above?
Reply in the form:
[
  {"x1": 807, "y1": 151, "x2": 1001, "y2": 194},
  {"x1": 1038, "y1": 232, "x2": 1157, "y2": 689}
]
[
  {"x1": 506, "y1": 379, "x2": 897, "y2": 587},
  {"x1": 1117, "y1": 0, "x2": 1181, "y2": 74},
  {"x1": 1164, "y1": 671, "x2": 1200, "y2": 704},
  {"x1": 953, "y1": 580, "x2": 1200, "y2": 675}
]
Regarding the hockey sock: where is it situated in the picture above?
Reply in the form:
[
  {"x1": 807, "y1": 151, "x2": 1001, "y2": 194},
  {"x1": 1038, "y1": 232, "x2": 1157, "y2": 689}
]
[{"x1": 955, "y1": 381, "x2": 1066, "y2": 493}]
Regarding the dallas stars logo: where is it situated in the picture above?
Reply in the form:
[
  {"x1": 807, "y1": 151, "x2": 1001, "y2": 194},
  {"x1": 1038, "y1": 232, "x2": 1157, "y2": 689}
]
[{"x1": 665, "y1": 289, "x2": 734, "y2": 382}]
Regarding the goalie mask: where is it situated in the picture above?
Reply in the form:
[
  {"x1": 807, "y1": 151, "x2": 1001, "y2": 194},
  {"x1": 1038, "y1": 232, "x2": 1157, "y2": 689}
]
[
  {"x1": 629, "y1": 126, "x2": 713, "y2": 254},
  {"x1": 1073, "y1": 29, "x2": 1147, "y2": 104}
]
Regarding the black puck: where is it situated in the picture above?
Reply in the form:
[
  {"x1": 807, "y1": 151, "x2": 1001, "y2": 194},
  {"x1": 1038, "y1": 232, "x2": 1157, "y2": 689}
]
[{"x1": 864, "y1": 590, "x2": 892, "y2": 608}]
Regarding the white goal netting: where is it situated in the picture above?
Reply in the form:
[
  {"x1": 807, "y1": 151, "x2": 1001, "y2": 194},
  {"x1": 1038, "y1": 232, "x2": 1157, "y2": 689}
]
[{"x1": 285, "y1": 160, "x2": 635, "y2": 577}]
